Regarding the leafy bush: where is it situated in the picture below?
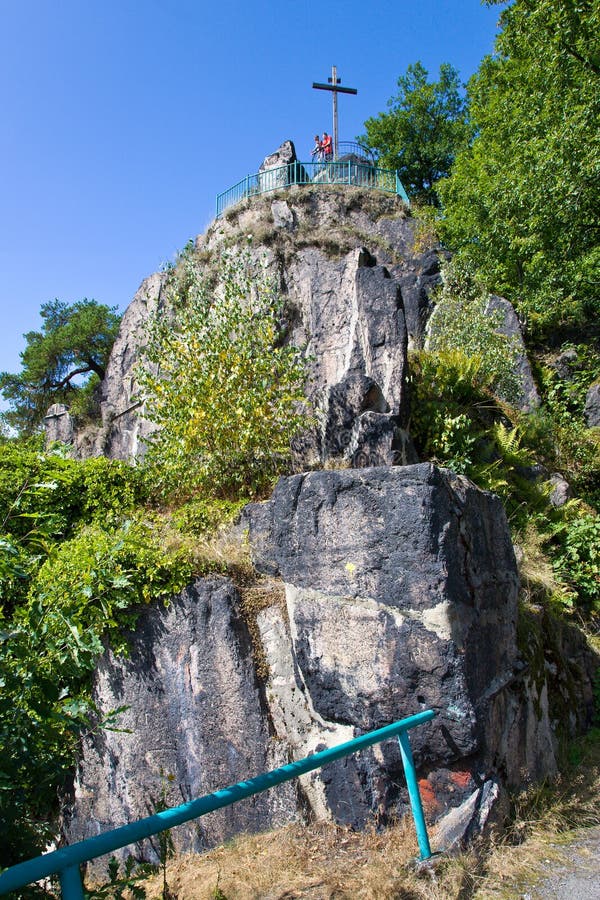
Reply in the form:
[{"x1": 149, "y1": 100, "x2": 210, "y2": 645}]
[
  {"x1": 171, "y1": 496, "x2": 248, "y2": 536},
  {"x1": 0, "y1": 442, "x2": 193, "y2": 864},
  {"x1": 410, "y1": 346, "x2": 600, "y2": 618},
  {"x1": 409, "y1": 349, "x2": 493, "y2": 471},
  {"x1": 426, "y1": 259, "x2": 523, "y2": 406},
  {"x1": 534, "y1": 345, "x2": 600, "y2": 509},
  {"x1": 437, "y1": 0, "x2": 599, "y2": 339},
  {"x1": 1, "y1": 517, "x2": 192, "y2": 864},
  {"x1": 0, "y1": 445, "x2": 148, "y2": 615},
  {"x1": 138, "y1": 247, "x2": 308, "y2": 500},
  {"x1": 550, "y1": 514, "x2": 600, "y2": 613}
]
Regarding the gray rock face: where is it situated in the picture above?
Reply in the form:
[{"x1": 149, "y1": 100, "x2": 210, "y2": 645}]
[
  {"x1": 550, "y1": 348, "x2": 579, "y2": 380},
  {"x1": 68, "y1": 272, "x2": 167, "y2": 460},
  {"x1": 67, "y1": 465, "x2": 598, "y2": 858},
  {"x1": 80, "y1": 186, "x2": 440, "y2": 464},
  {"x1": 64, "y1": 577, "x2": 297, "y2": 874},
  {"x1": 271, "y1": 199, "x2": 296, "y2": 231},
  {"x1": 584, "y1": 382, "x2": 600, "y2": 427},
  {"x1": 434, "y1": 777, "x2": 502, "y2": 852},
  {"x1": 286, "y1": 246, "x2": 409, "y2": 465},
  {"x1": 548, "y1": 472, "x2": 573, "y2": 507},
  {"x1": 244, "y1": 464, "x2": 525, "y2": 822},
  {"x1": 44, "y1": 403, "x2": 74, "y2": 445}
]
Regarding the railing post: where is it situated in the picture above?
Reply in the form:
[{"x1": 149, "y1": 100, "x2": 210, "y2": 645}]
[
  {"x1": 59, "y1": 865, "x2": 85, "y2": 900},
  {"x1": 397, "y1": 731, "x2": 432, "y2": 860}
]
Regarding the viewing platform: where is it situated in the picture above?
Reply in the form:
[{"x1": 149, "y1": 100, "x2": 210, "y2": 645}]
[{"x1": 216, "y1": 140, "x2": 410, "y2": 219}]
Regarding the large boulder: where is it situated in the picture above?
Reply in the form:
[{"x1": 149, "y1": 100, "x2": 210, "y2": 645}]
[
  {"x1": 244, "y1": 464, "x2": 533, "y2": 823},
  {"x1": 63, "y1": 577, "x2": 297, "y2": 874},
  {"x1": 65, "y1": 466, "x2": 598, "y2": 862}
]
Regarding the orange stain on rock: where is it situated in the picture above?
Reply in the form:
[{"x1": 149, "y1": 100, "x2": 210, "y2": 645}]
[
  {"x1": 418, "y1": 778, "x2": 440, "y2": 813},
  {"x1": 450, "y1": 770, "x2": 472, "y2": 789}
]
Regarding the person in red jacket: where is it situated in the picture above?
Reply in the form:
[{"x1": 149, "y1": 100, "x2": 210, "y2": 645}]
[{"x1": 322, "y1": 132, "x2": 333, "y2": 160}]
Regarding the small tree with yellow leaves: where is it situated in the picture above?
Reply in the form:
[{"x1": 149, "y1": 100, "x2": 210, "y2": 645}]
[{"x1": 138, "y1": 247, "x2": 307, "y2": 500}]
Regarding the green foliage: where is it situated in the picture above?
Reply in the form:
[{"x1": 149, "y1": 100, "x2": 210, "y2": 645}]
[
  {"x1": 409, "y1": 350, "x2": 548, "y2": 519},
  {"x1": 360, "y1": 61, "x2": 471, "y2": 205},
  {"x1": 26, "y1": 520, "x2": 191, "y2": 667},
  {"x1": 0, "y1": 444, "x2": 148, "y2": 614},
  {"x1": 426, "y1": 259, "x2": 523, "y2": 405},
  {"x1": 410, "y1": 345, "x2": 600, "y2": 617},
  {"x1": 522, "y1": 344, "x2": 600, "y2": 509},
  {"x1": 0, "y1": 517, "x2": 192, "y2": 863},
  {"x1": 138, "y1": 247, "x2": 308, "y2": 500},
  {"x1": 171, "y1": 496, "x2": 248, "y2": 536},
  {"x1": 409, "y1": 349, "x2": 490, "y2": 473},
  {"x1": 540, "y1": 344, "x2": 600, "y2": 425},
  {"x1": 438, "y1": 0, "x2": 600, "y2": 338},
  {"x1": 550, "y1": 513, "x2": 600, "y2": 613},
  {"x1": 0, "y1": 442, "x2": 192, "y2": 864},
  {"x1": 0, "y1": 299, "x2": 121, "y2": 434}
]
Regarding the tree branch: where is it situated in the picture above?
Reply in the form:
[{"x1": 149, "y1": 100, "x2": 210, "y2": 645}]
[{"x1": 48, "y1": 365, "x2": 98, "y2": 391}]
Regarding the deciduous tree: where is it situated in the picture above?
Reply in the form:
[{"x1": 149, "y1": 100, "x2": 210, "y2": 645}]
[
  {"x1": 360, "y1": 62, "x2": 470, "y2": 205},
  {"x1": 138, "y1": 247, "x2": 308, "y2": 499},
  {"x1": 438, "y1": 0, "x2": 600, "y2": 338}
]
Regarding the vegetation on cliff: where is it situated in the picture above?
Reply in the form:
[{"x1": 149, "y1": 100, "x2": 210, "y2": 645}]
[
  {"x1": 0, "y1": 444, "x2": 194, "y2": 863},
  {"x1": 138, "y1": 246, "x2": 308, "y2": 501}
]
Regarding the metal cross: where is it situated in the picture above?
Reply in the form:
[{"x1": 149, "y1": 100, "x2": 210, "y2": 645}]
[{"x1": 312, "y1": 65, "x2": 357, "y2": 160}]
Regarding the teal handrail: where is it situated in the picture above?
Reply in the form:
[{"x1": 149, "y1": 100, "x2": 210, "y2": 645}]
[
  {"x1": 216, "y1": 160, "x2": 410, "y2": 218},
  {"x1": 0, "y1": 709, "x2": 436, "y2": 899}
]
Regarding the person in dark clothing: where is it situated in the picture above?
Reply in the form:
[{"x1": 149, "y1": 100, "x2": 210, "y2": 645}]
[{"x1": 311, "y1": 134, "x2": 323, "y2": 162}]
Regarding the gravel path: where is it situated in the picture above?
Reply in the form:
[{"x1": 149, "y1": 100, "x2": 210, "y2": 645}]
[{"x1": 519, "y1": 826, "x2": 599, "y2": 899}]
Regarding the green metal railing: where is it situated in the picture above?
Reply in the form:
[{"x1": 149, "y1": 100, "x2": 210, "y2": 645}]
[
  {"x1": 0, "y1": 710, "x2": 436, "y2": 899},
  {"x1": 216, "y1": 160, "x2": 410, "y2": 218}
]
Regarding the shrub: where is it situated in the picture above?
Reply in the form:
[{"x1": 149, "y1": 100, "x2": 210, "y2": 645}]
[
  {"x1": 138, "y1": 247, "x2": 308, "y2": 500},
  {"x1": 550, "y1": 513, "x2": 600, "y2": 614},
  {"x1": 0, "y1": 445, "x2": 148, "y2": 615},
  {"x1": 426, "y1": 258, "x2": 523, "y2": 406},
  {"x1": 1, "y1": 518, "x2": 193, "y2": 864}
]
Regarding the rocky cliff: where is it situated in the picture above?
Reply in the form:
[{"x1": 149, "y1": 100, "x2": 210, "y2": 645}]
[
  {"x1": 56, "y1": 143, "x2": 537, "y2": 465},
  {"x1": 59, "y1": 146, "x2": 595, "y2": 870},
  {"x1": 64, "y1": 465, "x2": 597, "y2": 871}
]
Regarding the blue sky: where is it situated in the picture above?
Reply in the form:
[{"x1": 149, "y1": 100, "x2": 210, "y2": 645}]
[{"x1": 0, "y1": 0, "x2": 503, "y2": 387}]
